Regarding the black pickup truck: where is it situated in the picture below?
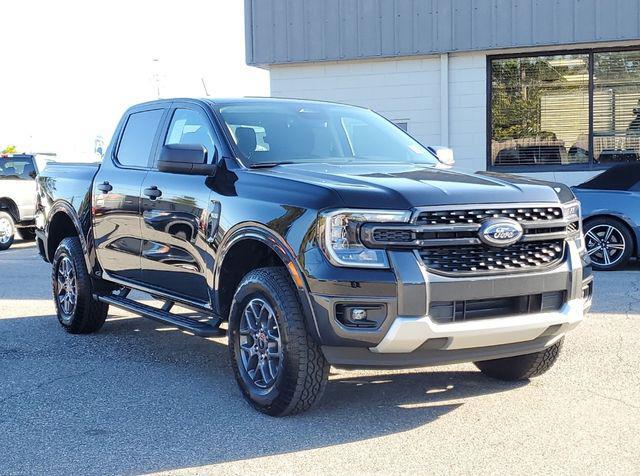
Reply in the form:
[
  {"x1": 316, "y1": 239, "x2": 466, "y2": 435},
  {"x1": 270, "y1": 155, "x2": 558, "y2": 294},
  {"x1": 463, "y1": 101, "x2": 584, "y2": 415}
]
[{"x1": 36, "y1": 98, "x2": 593, "y2": 416}]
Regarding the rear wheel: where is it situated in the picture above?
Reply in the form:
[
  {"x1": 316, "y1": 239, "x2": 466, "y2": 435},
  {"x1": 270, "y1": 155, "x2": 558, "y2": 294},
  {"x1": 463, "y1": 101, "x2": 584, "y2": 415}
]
[
  {"x1": 474, "y1": 338, "x2": 563, "y2": 381},
  {"x1": 584, "y1": 217, "x2": 633, "y2": 270},
  {"x1": 52, "y1": 237, "x2": 109, "y2": 334},
  {"x1": 19, "y1": 227, "x2": 37, "y2": 241},
  {"x1": 0, "y1": 211, "x2": 15, "y2": 251},
  {"x1": 228, "y1": 267, "x2": 329, "y2": 416}
]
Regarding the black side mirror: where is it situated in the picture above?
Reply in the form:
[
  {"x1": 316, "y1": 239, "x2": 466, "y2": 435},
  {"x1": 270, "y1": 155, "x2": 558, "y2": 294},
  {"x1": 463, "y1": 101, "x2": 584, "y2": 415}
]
[{"x1": 158, "y1": 144, "x2": 217, "y2": 176}]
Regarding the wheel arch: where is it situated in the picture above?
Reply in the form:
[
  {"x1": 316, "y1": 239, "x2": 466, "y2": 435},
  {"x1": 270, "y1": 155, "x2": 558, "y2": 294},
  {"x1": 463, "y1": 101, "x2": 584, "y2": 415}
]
[
  {"x1": 583, "y1": 213, "x2": 638, "y2": 257},
  {"x1": 46, "y1": 201, "x2": 92, "y2": 270},
  {"x1": 214, "y1": 223, "x2": 321, "y2": 341},
  {"x1": 0, "y1": 197, "x2": 20, "y2": 222}
]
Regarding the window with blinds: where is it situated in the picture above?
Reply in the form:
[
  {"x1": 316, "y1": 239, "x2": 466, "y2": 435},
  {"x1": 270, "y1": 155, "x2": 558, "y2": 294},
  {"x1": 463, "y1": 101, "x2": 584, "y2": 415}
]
[
  {"x1": 593, "y1": 51, "x2": 640, "y2": 164},
  {"x1": 489, "y1": 48, "x2": 640, "y2": 169},
  {"x1": 490, "y1": 54, "x2": 589, "y2": 167}
]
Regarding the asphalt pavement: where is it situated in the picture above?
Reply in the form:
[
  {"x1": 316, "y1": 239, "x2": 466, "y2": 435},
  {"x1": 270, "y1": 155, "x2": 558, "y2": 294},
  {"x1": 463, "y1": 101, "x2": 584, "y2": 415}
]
[{"x1": 1, "y1": 240, "x2": 639, "y2": 475}]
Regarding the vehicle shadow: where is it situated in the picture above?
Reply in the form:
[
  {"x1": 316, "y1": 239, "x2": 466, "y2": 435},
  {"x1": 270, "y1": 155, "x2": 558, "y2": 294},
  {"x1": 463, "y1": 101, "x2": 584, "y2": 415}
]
[{"x1": 0, "y1": 314, "x2": 526, "y2": 475}]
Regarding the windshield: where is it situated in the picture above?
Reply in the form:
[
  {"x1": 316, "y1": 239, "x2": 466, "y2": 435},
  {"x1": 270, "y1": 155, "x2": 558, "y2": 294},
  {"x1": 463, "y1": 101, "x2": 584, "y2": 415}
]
[
  {"x1": 0, "y1": 156, "x2": 36, "y2": 180},
  {"x1": 215, "y1": 101, "x2": 438, "y2": 166}
]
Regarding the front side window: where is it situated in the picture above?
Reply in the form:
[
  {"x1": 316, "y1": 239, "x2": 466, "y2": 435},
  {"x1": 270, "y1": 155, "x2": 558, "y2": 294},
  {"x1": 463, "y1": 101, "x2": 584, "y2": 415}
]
[
  {"x1": 164, "y1": 109, "x2": 218, "y2": 162},
  {"x1": 116, "y1": 109, "x2": 164, "y2": 168},
  {"x1": 216, "y1": 101, "x2": 437, "y2": 166},
  {"x1": 0, "y1": 156, "x2": 36, "y2": 180},
  {"x1": 490, "y1": 48, "x2": 640, "y2": 170}
]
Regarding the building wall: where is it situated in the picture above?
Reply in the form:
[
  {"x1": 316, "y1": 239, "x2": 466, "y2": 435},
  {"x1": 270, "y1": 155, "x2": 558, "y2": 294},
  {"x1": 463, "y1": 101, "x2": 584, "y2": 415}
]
[
  {"x1": 247, "y1": 0, "x2": 640, "y2": 66},
  {"x1": 270, "y1": 52, "x2": 488, "y2": 172},
  {"x1": 270, "y1": 50, "x2": 603, "y2": 185}
]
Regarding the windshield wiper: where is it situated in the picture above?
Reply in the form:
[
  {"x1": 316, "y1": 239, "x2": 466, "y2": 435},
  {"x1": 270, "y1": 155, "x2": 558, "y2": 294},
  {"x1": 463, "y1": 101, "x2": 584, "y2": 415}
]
[{"x1": 249, "y1": 161, "x2": 295, "y2": 169}]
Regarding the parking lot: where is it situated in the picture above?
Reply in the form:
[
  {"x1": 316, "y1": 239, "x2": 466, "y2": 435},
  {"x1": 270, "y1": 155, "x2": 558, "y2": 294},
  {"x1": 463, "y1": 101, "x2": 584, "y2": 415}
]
[{"x1": 1, "y1": 239, "x2": 639, "y2": 475}]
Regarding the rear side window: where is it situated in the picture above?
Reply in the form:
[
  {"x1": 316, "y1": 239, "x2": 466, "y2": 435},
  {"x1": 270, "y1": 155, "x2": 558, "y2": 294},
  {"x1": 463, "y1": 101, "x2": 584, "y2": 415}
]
[{"x1": 116, "y1": 109, "x2": 164, "y2": 168}]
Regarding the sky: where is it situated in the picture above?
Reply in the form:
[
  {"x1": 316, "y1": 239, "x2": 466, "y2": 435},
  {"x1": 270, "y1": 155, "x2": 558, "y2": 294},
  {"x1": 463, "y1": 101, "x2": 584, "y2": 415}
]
[{"x1": 0, "y1": 0, "x2": 269, "y2": 160}]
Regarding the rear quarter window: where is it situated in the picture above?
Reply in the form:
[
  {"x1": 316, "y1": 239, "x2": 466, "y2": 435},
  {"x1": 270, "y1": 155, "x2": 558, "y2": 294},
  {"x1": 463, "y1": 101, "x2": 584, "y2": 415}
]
[{"x1": 116, "y1": 109, "x2": 164, "y2": 168}]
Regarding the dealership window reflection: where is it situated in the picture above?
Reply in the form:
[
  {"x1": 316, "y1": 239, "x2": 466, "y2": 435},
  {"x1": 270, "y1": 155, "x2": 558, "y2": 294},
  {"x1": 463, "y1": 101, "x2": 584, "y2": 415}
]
[
  {"x1": 490, "y1": 54, "x2": 590, "y2": 167},
  {"x1": 490, "y1": 48, "x2": 640, "y2": 169}
]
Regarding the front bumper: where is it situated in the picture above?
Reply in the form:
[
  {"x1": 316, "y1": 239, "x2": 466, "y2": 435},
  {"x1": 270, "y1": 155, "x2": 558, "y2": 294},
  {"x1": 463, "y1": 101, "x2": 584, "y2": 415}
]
[{"x1": 308, "y1": 240, "x2": 592, "y2": 367}]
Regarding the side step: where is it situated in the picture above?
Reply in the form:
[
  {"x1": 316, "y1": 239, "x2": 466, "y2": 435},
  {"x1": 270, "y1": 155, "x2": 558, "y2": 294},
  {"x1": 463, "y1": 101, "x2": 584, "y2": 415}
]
[{"x1": 95, "y1": 293, "x2": 225, "y2": 337}]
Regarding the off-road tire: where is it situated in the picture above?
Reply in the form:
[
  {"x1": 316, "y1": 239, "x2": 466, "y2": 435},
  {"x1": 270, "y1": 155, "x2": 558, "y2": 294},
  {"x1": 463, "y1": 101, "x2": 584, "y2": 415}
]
[
  {"x1": 228, "y1": 267, "x2": 329, "y2": 416},
  {"x1": 474, "y1": 338, "x2": 564, "y2": 381},
  {"x1": 0, "y1": 211, "x2": 15, "y2": 251},
  {"x1": 52, "y1": 237, "x2": 108, "y2": 334},
  {"x1": 19, "y1": 227, "x2": 37, "y2": 241}
]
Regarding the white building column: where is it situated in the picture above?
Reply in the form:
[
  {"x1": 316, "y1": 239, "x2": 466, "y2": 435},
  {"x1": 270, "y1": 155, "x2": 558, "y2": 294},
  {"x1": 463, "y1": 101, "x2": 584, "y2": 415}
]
[{"x1": 440, "y1": 53, "x2": 449, "y2": 147}]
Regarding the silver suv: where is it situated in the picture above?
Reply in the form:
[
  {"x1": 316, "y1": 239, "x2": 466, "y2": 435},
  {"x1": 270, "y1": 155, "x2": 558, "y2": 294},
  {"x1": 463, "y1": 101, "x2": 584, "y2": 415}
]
[{"x1": 0, "y1": 154, "x2": 46, "y2": 250}]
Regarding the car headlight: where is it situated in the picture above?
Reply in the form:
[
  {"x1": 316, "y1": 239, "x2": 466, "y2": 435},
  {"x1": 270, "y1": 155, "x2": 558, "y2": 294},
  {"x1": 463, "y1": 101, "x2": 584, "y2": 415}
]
[
  {"x1": 318, "y1": 209, "x2": 411, "y2": 268},
  {"x1": 563, "y1": 200, "x2": 585, "y2": 252}
]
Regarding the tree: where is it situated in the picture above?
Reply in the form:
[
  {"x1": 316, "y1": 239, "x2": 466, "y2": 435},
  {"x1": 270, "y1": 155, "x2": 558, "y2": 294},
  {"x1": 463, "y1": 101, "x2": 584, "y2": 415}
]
[{"x1": 1, "y1": 145, "x2": 17, "y2": 154}]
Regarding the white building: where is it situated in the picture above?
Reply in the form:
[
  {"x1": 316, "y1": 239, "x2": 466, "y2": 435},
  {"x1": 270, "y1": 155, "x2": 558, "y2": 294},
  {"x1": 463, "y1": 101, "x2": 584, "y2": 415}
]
[{"x1": 244, "y1": 0, "x2": 640, "y2": 185}]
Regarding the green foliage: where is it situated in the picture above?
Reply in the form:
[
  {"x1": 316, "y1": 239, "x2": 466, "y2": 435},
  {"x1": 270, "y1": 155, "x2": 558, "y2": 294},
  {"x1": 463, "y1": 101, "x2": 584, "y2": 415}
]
[
  {"x1": 1, "y1": 145, "x2": 17, "y2": 154},
  {"x1": 491, "y1": 57, "x2": 585, "y2": 142}
]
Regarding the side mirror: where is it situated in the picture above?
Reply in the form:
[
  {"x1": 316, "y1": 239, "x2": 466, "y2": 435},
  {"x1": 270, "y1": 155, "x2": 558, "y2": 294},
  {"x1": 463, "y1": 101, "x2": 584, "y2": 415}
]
[
  {"x1": 158, "y1": 144, "x2": 216, "y2": 176},
  {"x1": 430, "y1": 146, "x2": 455, "y2": 166}
]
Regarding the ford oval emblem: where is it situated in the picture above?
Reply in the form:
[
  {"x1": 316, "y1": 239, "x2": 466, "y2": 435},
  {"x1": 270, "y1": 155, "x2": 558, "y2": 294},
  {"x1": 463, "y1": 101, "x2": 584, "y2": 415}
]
[{"x1": 478, "y1": 218, "x2": 523, "y2": 247}]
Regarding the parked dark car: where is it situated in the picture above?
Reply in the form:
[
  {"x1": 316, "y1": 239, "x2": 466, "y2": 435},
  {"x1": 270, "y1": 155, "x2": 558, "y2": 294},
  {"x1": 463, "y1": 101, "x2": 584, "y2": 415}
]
[
  {"x1": 572, "y1": 163, "x2": 640, "y2": 270},
  {"x1": 36, "y1": 98, "x2": 592, "y2": 416}
]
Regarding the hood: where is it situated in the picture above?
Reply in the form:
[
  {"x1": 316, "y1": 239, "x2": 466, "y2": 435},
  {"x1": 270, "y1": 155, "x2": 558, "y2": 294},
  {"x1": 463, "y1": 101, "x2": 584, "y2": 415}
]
[{"x1": 256, "y1": 162, "x2": 571, "y2": 209}]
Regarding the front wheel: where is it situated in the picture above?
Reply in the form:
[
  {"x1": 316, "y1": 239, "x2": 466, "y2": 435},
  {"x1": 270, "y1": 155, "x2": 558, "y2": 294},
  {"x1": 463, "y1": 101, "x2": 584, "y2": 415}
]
[
  {"x1": 0, "y1": 211, "x2": 15, "y2": 251},
  {"x1": 474, "y1": 338, "x2": 563, "y2": 381},
  {"x1": 52, "y1": 237, "x2": 109, "y2": 334},
  {"x1": 228, "y1": 267, "x2": 329, "y2": 416}
]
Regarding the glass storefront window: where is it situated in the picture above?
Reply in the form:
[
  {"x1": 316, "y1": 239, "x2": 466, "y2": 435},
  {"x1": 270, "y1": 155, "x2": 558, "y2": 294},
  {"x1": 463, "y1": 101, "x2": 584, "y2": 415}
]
[
  {"x1": 489, "y1": 48, "x2": 640, "y2": 170},
  {"x1": 594, "y1": 50, "x2": 640, "y2": 164},
  {"x1": 490, "y1": 54, "x2": 590, "y2": 167}
]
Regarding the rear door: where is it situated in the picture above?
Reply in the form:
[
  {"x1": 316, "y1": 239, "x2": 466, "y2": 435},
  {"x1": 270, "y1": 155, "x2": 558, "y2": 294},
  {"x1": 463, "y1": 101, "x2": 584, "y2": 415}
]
[
  {"x1": 140, "y1": 103, "x2": 221, "y2": 304},
  {"x1": 93, "y1": 107, "x2": 167, "y2": 282}
]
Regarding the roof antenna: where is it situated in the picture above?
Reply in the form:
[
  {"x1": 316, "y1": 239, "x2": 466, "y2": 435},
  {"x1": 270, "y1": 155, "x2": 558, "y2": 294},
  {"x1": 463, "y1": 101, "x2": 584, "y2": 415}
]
[{"x1": 201, "y1": 77, "x2": 210, "y2": 97}]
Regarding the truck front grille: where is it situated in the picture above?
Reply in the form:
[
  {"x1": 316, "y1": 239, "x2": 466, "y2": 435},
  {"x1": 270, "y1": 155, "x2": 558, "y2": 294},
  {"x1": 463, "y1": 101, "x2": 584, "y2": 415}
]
[
  {"x1": 416, "y1": 206, "x2": 563, "y2": 225},
  {"x1": 360, "y1": 204, "x2": 572, "y2": 277},
  {"x1": 419, "y1": 240, "x2": 565, "y2": 275},
  {"x1": 429, "y1": 290, "x2": 566, "y2": 323}
]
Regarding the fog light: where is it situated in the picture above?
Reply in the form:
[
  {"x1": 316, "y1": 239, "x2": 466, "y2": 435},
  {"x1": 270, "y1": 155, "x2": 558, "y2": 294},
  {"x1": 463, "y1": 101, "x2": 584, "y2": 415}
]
[{"x1": 351, "y1": 308, "x2": 367, "y2": 321}]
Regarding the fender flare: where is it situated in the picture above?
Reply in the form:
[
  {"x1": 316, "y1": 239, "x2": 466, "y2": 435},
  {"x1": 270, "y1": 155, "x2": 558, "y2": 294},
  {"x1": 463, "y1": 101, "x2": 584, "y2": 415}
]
[
  {"x1": 214, "y1": 223, "x2": 322, "y2": 341},
  {"x1": 46, "y1": 201, "x2": 93, "y2": 270}
]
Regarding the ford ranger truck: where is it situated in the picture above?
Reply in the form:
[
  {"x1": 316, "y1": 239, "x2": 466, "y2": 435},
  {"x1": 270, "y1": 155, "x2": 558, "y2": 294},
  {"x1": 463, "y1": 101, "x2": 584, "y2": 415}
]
[{"x1": 35, "y1": 98, "x2": 593, "y2": 416}]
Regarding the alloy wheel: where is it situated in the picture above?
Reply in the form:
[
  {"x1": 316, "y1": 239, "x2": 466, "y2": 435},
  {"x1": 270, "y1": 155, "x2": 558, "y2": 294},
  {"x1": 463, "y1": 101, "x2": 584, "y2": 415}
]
[
  {"x1": 238, "y1": 298, "x2": 283, "y2": 389},
  {"x1": 56, "y1": 256, "x2": 77, "y2": 320},
  {"x1": 585, "y1": 224, "x2": 626, "y2": 267}
]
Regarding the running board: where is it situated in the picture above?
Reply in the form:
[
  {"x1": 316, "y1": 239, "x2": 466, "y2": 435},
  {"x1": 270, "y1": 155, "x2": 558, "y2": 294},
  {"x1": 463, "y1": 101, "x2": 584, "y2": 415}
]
[{"x1": 95, "y1": 293, "x2": 225, "y2": 337}]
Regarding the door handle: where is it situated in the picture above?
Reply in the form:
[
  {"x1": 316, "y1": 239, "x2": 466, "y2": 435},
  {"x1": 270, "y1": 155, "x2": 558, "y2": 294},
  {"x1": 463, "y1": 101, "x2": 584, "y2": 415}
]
[
  {"x1": 97, "y1": 182, "x2": 113, "y2": 193},
  {"x1": 143, "y1": 186, "x2": 163, "y2": 200}
]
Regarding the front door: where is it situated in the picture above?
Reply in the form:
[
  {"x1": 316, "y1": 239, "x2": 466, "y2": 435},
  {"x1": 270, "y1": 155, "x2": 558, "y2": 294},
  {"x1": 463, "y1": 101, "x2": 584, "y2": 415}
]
[
  {"x1": 140, "y1": 106, "x2": 220, "y2": 304},
  {"x1": 93, "y1": 108, "x2": 166, "y2": 282}
]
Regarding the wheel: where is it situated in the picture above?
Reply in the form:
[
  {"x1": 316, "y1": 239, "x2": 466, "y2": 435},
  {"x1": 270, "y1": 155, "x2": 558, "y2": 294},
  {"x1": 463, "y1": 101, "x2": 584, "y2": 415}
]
[
  {"x1": 228, "y1": 267, "x2": 329, "y2": 416},
  {"x1": 52, "y1": 237, "x2": 109, "y2": 334},
  {"x1": 474, "y1": 338, "x2": 563, "y2": 381},
  {"x1": 0, "y1": 211, "x2": 15, "y2": 251},
  {"x1": 19, "y1": 227, "x2": 37, "y2": 241},
  {"x1": 584, "y1": 217, "x2": 633, "y2": 270}
]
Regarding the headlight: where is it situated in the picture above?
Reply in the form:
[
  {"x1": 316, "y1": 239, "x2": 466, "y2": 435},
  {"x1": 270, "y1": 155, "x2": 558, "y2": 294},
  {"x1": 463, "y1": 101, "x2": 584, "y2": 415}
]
[
  {"x1": 563, "y1": 200, "x2": 585, "y2": 252},
  {"x1": 319, "y1": 209, "x2": 411, "y2": 268}
]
